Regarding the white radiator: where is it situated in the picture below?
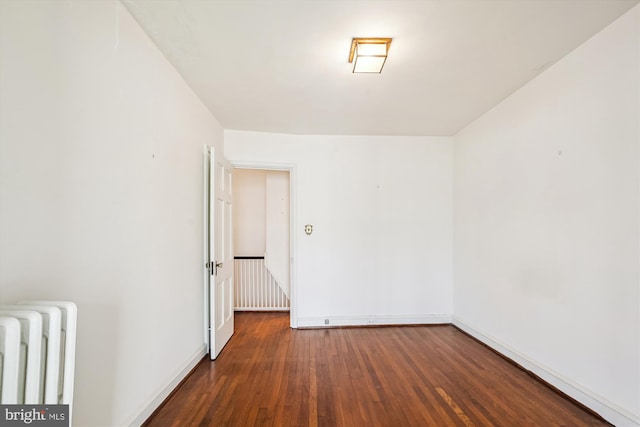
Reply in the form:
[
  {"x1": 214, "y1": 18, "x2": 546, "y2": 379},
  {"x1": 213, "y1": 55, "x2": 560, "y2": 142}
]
[
  {"x1": 0, "y1": 301, "x2": 76, "y2": 413},
  {"x1": 234, "y1": 258, "x2": 290, "y2": 311}
]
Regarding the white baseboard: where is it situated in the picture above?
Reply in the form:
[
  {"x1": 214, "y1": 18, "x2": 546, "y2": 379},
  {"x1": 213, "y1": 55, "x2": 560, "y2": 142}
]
[
  {"x1": 297, "y1": 314, "x2": 451, "y2": 328},
  {"x1": 126, "y1": 345, "x2": 207, "y2": 427},
  {"x1": 452, "y1": 316, "x2": 640, "y2": 427}
]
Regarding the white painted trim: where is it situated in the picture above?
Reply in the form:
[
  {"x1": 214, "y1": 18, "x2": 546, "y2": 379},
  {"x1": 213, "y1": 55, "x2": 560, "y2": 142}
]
[
  {"x1": 297, "y1": 314, "x2": 452, "y2": 328},
  {"x1": 126, "y1": 345, "x2": 207, "y2": 427},
  {"x1": 203, "y1": 145, "x2": 211, "y2": 353},
  {"x1": 289, "y1": 166, "x2": 298, "y2": 329},
  {"x1": 231, "y1": 161, "x2": 298, "y2": 329},
  {"x1": 452, "y1": 316, "x2": 640, "y2": 427}
]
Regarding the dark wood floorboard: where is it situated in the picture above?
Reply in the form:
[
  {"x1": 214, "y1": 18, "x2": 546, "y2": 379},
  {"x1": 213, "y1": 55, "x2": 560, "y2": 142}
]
[{"x1": 144, "y1": 312, "x2": 610, "y2": 427}]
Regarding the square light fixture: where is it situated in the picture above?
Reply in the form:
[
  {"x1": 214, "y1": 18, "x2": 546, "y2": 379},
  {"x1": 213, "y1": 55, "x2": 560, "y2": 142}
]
[{"x1": 349, "y1": 38, "x2": 392, "y2": 73}]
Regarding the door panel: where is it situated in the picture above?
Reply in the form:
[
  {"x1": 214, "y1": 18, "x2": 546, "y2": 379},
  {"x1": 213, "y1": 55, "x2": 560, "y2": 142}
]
[{"x1": 209, "y1": 148, "x2": 234, "y2": 359}]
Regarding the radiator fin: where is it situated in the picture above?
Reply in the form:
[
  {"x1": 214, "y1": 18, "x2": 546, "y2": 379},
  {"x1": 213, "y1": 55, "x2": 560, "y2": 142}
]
[{"x1": 0, "y1": 301, "x2": 76, "y2": 423}]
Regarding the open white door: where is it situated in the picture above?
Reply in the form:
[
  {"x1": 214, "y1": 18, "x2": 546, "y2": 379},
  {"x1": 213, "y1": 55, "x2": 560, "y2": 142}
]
[{"x1": 208, "y1": 147, "x2": 234, "y2": 359}]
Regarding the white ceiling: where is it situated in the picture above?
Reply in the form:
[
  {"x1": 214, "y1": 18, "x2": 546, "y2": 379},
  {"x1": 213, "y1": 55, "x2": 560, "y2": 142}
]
[{"x1": 123, "y1": 0, "x2": 639, "y2": 136}]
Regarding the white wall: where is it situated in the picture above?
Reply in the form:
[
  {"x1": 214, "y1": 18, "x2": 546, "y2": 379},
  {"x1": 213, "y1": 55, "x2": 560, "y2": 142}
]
[
  {"x1": 233, "y1": 169, "x2": 267, "y2": 256},
  {"x1": 453, "y1": 5, "x2": 640, "y2": 426},
  {"x1": 265, "y1": 171, "x2": 290, "y2": 295},
  {"x1": 0, "y1": 1, "x2": 222, "y2": 425},
  {"x1": 225, "y1": 132, "x2": 453, "y2": 327}
]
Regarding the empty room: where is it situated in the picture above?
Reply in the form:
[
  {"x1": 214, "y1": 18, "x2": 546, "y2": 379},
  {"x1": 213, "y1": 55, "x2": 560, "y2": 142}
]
[{"x1": 0, "y1": 0, "x2": 639, "y2": 426}]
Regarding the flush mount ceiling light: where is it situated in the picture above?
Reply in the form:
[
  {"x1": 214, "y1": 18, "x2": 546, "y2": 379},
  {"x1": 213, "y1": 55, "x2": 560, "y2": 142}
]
[{"x1": 349, "y1": 38, "x2": 392, "y2": 73}]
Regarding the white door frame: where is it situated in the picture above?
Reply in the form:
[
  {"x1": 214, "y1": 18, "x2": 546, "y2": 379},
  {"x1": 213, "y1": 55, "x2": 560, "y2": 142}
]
[
  {"x1": 231, "y1": 161, "x2": 298, "y2": 329},
  {"x1": 203, "y1": 145, "x2": 211, "y2": 351}
]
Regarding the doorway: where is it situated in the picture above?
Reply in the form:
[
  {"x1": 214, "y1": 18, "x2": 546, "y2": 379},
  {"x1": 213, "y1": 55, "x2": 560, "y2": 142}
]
[{"x1": 231, "y1": 164, "x2": 297, "y2": 328}]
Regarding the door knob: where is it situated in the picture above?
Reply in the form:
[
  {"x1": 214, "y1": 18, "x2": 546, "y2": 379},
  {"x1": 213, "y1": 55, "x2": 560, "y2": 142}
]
[{"x1": 213, "y1": 261, "x2": 223, "y2": 276}]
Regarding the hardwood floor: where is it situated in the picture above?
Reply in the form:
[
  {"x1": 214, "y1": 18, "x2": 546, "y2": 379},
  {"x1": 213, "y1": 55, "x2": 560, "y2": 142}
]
[{"x1": 144, "y1": 312, "x2": 610, "y2": 426}]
